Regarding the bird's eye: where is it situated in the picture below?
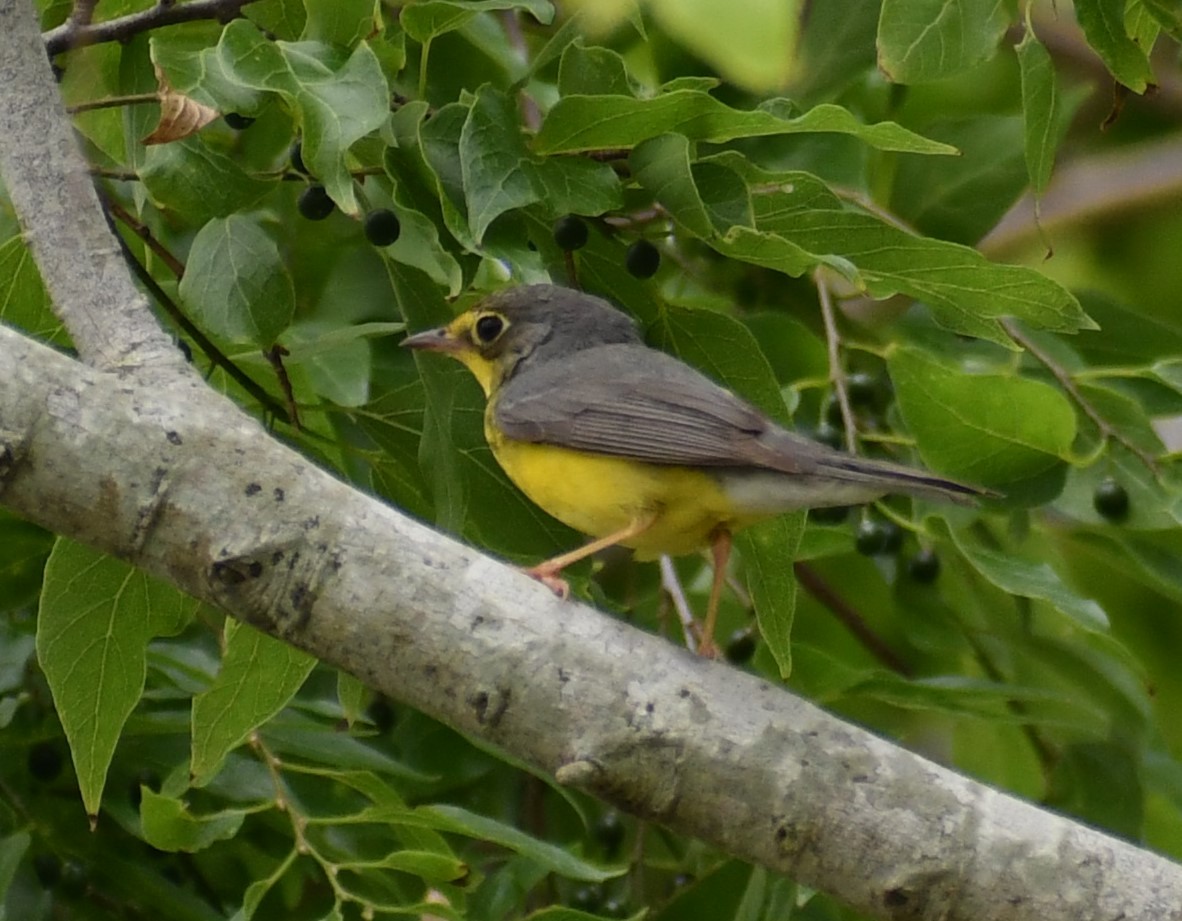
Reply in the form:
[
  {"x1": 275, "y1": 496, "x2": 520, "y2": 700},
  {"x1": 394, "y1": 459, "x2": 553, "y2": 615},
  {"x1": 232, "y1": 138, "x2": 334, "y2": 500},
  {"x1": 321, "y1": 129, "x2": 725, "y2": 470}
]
[{"x1": 474, "y1": 314, "x2": 505, "y2": 343}]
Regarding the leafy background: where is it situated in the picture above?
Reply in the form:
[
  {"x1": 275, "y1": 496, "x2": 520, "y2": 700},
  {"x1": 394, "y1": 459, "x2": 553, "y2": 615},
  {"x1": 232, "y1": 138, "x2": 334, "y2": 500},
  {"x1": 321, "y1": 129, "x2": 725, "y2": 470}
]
[{"x1": 4, "y1": 0, "x2": 1182, "y2": 918}]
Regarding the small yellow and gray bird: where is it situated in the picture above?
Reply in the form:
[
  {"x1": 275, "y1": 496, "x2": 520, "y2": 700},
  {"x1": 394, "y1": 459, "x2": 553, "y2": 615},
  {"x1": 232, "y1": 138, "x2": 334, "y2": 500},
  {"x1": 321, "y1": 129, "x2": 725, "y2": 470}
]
[{"x1": 403, "y1": 284, "x2": 987, "y2": 656}]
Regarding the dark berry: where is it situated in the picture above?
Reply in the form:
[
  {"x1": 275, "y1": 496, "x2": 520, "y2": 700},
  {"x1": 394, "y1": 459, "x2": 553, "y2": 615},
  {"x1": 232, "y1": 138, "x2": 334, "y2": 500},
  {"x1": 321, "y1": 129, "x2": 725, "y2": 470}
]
[
  {"x1": 846, "y1": 372, "x2": 881, "y2": 407},
  {"x1": 813, "y1": 424, "x2": 844, "y2": 450},
  {"x1": 825, "y1": 398, "x2": 845, "y2": 427},
  {"x1": 1093, "y1": 477, "x2": 1130, "y2": 522},
  {"x1": 880, "y1": 520, "x2": 903, "y2": 555},
  {"x1": 855, "y1": 519, "x2": 887, "y2": 556},
  {"x1": 290, "y1": 141, "x2": 307, "y2": 174},
  {"x1": 907, "y1": 548, "x2": 941, "y2": 583},
  {"x1": 298, "y1": 185, "x2": 335, "y2": 221},
  {"x1": 33, "y1": 854, "x2": 61, "y2": 889},
  {"x1": 58, "y1": 859, "x2": 87, "y2": 899},
  {"x1": 594, "y1": 811, "x2": 625, "y2": 856},
  {"x1": 724, "y1": 628, "x2": 756, "y2": 664},
  {"x1": 27, "y1": 741, "x2": 63, "y2": 782},
  {"x1": 601, "y1": 898, "x2": 629, "y2": 918},
  {"x1": 552, "y1": 215, "x2": 589, "y2": 251},
  {"x1": 625, "y1": 239, "x2": 661, "y2": 278},
  {"x1": 364, "y1": 209, "x2": 402, "y2": 246},
  {"x1": 223, "y1": 112, "x2": 255, "y2": 130},
  {"x1": 809, "y1": 504, "x2": 850, "y2": 524}
]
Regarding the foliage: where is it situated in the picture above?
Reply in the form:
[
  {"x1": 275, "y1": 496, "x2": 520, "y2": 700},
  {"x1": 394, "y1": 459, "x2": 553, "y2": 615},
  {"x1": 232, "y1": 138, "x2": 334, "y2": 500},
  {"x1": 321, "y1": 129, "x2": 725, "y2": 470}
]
[{"x1": 3, "y1": 0, "x2": 1182, "y2": 918}]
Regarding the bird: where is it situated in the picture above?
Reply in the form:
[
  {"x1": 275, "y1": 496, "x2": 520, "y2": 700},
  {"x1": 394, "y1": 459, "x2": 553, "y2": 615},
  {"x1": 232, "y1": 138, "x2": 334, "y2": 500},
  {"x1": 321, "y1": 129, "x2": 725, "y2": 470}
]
[{"x1": 402, "y1": 284, "x2": 990, "y2": 656}]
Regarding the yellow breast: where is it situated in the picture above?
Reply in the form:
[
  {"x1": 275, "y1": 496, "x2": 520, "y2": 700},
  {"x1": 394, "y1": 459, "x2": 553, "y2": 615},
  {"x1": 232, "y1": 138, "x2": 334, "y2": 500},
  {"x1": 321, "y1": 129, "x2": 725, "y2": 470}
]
[{"x1": 485, "y1": 410, "x2": 760, "y2": 559}]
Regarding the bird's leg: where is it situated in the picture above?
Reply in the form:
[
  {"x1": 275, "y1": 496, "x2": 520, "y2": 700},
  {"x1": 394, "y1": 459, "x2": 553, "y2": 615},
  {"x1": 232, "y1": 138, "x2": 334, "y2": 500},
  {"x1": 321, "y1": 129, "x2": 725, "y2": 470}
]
[
  {"x1": 525, "y1": 514, "x2": 657, "y2": 599},
  {"x1": 697, "y1": 527, "x2": 733, "y2": 659}
]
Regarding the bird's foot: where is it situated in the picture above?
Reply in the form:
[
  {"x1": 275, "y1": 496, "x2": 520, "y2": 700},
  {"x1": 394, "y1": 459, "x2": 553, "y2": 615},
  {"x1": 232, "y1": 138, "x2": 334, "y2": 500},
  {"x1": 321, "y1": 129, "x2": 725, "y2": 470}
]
[{"x1": 523, "y1": 565, "x2": 570, "y2": 600}]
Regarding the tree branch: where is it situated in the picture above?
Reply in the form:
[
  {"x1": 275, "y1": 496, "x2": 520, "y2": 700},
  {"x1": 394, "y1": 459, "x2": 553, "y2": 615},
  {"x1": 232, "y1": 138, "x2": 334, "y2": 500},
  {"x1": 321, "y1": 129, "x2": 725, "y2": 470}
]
[
  {"x1": 5, "y1": 2, "x2": 1182, "y2": 918},
  {"x1": 43, "y1": 0, "x2": 258, "y2": 57},
  {"x1": 0, "y1": 0, "x2": 184, "y2": 374},
  {"x1": 2, "y1": 325, "x2": 1181, "y2": 921}
]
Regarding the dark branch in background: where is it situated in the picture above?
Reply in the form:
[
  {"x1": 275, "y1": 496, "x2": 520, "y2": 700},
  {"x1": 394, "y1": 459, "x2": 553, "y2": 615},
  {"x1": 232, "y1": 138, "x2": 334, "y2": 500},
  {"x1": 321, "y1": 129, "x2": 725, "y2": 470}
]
[
  {"x1": 793, "y1": 562, "x2": 913, "y2": 676},
  {"x1": 44, "y1": 0, "x2": 259, "y2": 56}
]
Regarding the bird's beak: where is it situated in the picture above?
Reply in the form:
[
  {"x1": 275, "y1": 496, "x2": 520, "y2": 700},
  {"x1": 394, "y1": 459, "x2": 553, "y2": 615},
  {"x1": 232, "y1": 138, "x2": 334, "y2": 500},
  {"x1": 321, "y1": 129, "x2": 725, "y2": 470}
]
[{"x1": 401, "y1": 326, "x2": 463, "y2": 353}]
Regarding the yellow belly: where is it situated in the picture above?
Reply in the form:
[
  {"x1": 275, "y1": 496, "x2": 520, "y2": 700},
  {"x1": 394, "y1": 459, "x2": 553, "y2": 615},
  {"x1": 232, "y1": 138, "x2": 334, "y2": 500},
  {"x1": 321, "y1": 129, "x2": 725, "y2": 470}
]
[{"x1": 487, "y1": 421, "x2": 761, "y2": 559}]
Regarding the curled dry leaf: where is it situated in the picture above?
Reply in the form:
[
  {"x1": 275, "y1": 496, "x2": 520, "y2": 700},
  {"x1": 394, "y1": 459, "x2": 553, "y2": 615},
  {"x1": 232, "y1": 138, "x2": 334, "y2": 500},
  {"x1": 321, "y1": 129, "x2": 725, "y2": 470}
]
[{"x1": 141, "y1": 64, "x2": 219, "y2": 145}]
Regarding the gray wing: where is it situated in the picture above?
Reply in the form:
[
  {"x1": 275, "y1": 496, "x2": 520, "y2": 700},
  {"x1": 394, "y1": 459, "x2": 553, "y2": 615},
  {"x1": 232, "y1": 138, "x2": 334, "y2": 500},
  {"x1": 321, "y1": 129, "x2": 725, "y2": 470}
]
[
  {"x1": 493, "y1": 343, "x2": 988, "y2": 504},
  {"x1": 493, "y1": 344, "x2": 809, "y2": 471}
]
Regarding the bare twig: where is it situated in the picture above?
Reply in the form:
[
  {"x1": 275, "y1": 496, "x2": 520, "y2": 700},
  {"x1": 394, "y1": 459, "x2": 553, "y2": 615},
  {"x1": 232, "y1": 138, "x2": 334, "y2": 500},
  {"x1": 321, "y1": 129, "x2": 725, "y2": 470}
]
[
  {"x1": 45, "y1": 0, "x2": 258, "y2": 56},
  {"x1": 68, "y1": 92, "x2": 159, "y2": 114},
  {"x1": 659, "y1": 555, "x2": 699, "y2": 655},
  {"x1": 814, "y1": 269, "x2": 857, "y2": 451}
]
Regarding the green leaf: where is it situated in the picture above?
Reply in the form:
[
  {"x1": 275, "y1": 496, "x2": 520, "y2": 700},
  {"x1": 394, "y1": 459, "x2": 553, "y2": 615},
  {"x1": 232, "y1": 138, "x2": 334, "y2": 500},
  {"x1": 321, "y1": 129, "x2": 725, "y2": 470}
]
[
  {"x1": 756, "y1": 211, "x2": 1091, "y2": 345},
  {"x1": 889, "y1": 116, "x2": 1027, "y2": 245},
  {"x1": 366, "y1": 849, "x2": 469, "y2": 882},
  {"x1": 738, "y1": 516, "x2": 804, "y2": 678},
  {"x1": 944, "y1": 525, "x2": 1109, "y2": 631},
  {"x1": 401, "y1": 0, "x2": 554, "y2": 42},
  {"x1": 1075, "y1": 0, "x2": 1154, "y2": 91},
  {"x1": 877, "y1": 0, "x2": 1009, "y2": 83},
  {"x1": 557, "y1": 40, "x2": 634, "y2": 97},
  {"x1": 1142, "y1": 0, "x2": 1182, "y2": 39},
  {"x1": 1017, "y1": 33, "x2": 1062, "y2": 197},
  {"x1": 337, "y1": 671, "x2": 368, "y2": 726},
  {"x1": 415, "y1": 805, "x2": 622, "y2": 882},
  {"x1": 37, "y1": 540, "x2": 192, "y2": 817},
  {"x1": 529, "y1": 156, "x2": 623, "y2": 218},
  {"x1": 190, "y1": 620, "x2": 316, "y2": 786},
  {"x1": 0, "y1": 235, "x2": 64, "y2": 345},
  {"x1": 535, "y1": 93, "x2": 957, "y2": 155},
  {"x1": 647, "y1": 0, "x2": 801, "y2": 92},
  {"x1": 216, "y1": 20, "x2": 389, "y2": 213},
  {"x1": 889, "y1": 345, "x2": 1075, "y2": 485},
  {"x1": 631, "y1": 134, "x2": 724, "y2": 239},
  {"x1": 459, "y1": 85, "x2": 541, "y2": 242},
  {"x1": 301, "y1": 0, "x2": 378, "y2": 47},
  {"x1": 179, "y1": 214, "x2": 296, "y2": 347},
  {"x1": 139, "y1": 138, "x2": 276, "y2": 224},
  {"x1": 140, "y1": 789, "x2": 251, "y2": 853}
]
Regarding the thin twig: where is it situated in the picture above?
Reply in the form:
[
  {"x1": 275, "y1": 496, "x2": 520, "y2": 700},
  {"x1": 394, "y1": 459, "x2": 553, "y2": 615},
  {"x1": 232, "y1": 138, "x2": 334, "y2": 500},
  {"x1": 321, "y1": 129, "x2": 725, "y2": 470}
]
[
  {"x1": 67, "y1": 92, "x2": 159, "y2": 114},
  {"x1": 793, "y1": 562, "x2": 912, "y2": 676},
  {"x1": 45, "y1": 0, "x2": 259, "y2": 56},
  {"x1": 659, "y1": 556, "x2": 698, "y2": 655},
  {"x1": 106, "y1": 198, "x2": 186, "y2": 278},
  {"x1": 814, "y1": 269, "x2": 857, "y2": 451},
  {"x1": 1001, "y1": 318, "x2": 1160, "y2": 474},
  {"x1": 263, "y1": 344, "x2": 301, "y2": 431}
]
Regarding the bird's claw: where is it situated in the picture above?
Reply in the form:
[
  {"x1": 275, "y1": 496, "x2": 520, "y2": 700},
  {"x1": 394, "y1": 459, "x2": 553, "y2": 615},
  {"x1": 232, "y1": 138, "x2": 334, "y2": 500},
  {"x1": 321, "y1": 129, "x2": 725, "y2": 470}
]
[{"x1": 523, "y1": 566, "x2": 570, "y2": 599}]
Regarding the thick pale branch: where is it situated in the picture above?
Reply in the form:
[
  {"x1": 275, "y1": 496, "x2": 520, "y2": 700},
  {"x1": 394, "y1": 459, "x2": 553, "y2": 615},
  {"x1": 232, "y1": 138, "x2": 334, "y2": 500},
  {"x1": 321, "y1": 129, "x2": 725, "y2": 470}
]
[
  {"x1": 1, "y1": 325, "x2": 1181, "y2": 921},
  {"x1": 0, "y1": 0, "x2": 183, "y2": 373},
  {"x1": 4, "y1": 0, "x2": 1182, "y2": 916}
]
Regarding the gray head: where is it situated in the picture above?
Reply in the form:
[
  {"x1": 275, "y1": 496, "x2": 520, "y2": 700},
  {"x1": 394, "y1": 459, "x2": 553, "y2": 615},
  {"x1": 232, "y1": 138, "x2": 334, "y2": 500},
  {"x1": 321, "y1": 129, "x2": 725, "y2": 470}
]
[{"x1": 464, "y1": 284, "x2": 641, "y2": 379}]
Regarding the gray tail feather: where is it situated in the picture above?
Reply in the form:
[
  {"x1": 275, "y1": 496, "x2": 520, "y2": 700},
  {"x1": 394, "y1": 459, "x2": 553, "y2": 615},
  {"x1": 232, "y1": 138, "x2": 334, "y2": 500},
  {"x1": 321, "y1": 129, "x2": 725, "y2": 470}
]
[{"x1": 817, "y1": 454, "x2": 998, "y2": 506}]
